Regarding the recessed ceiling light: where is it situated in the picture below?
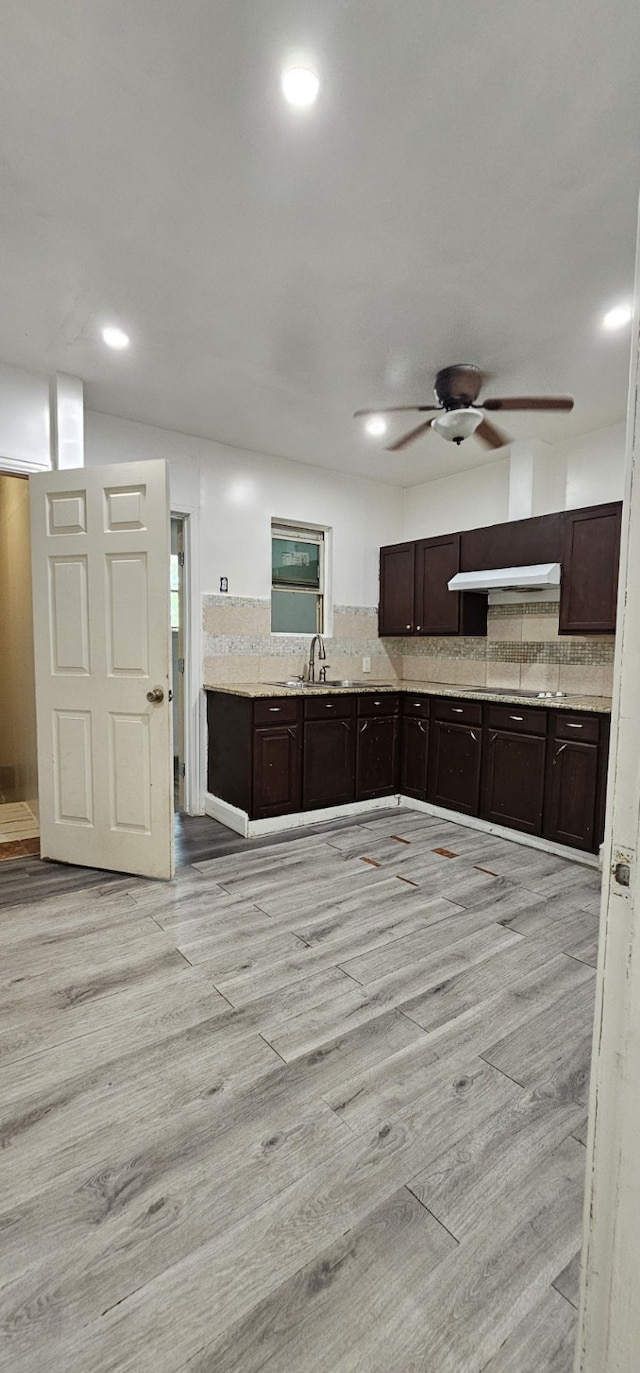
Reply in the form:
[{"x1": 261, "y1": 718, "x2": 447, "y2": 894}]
[
  {"x1": 365, "y1": 415, "x2": 387, "y2": 437},
  {"x1": 102, "y1": 325, "x2": 130, "y2": 349},
  {"x1": 602, "y1": 304, "x2": 633, "y2": 331},
  {"x1": 281, "y1": 67, "x2": 320, "y2": 108}
]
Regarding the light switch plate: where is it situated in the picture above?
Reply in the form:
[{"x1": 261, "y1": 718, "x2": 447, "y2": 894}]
[{"x1": 362, "y1": 656, "x2": 371, "y2": 673}]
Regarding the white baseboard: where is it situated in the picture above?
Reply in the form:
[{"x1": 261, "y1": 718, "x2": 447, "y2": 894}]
[
  {"x1": 204, "y1": 793, "x2": 250, "y2": 837},
  {"x1": 204, "y1": 789, "x2": 599, "y2": 867},
  {"x1": 406, "y1": 798, "x2": 600, "y2": 869},
  {"x1": 204, "y1": 792, "x2": 400, "y2": 839}
]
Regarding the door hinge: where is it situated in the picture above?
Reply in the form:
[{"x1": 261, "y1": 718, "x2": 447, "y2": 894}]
[
  {"x1": 180, "y1": 763, "x2": 186, "y2": 777},
  {"x1": 178, "y1": 657, "x2": 185, "y2": 673},
  {"x1": 178, "y1": 550, "x2": 185, "y2": 567}
]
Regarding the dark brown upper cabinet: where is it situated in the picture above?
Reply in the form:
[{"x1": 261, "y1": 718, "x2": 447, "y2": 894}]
[
  {"x1": 559, "y1": 502, "x2": 622, "y2": 635},
  {"x1": 379, "y1": 535, "x2": 486, "y2": 638},
  {"x1": 460, "y1": 512, "x2": 565, "y2": 571},
  {"x1": 378, "y1": 542, "x2": 415, "y2": 635},
  {"x1": 415, "y1": 534, "x2": 487, "y2": 636}
]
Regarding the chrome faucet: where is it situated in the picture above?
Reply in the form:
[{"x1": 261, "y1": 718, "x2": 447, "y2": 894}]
[{"x1": 307, "y1": 634, "x2": 326, "y2": 682}]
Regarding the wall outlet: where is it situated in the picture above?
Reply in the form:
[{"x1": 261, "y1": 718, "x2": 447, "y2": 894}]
[{"x1": 362, "y1": 656, "x2": 371, "y2": 673}]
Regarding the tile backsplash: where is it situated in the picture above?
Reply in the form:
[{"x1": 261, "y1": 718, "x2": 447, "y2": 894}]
[
  {"x1": 202, "y1": 595, "x2": 614, "y2": 697},
  {"x1": 399, "y1": 600, "x2": 615, "y2": 696},
  {"x1": 203, "y1": 597, "x2": 400, "y2": 685}
]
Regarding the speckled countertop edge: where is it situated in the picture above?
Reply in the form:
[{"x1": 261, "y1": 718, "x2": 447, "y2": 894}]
[{"x1": 203, "y1": 680, "x2": 612, "y2": 714}]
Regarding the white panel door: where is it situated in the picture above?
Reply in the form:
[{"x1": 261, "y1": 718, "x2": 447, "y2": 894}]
[{"x1": 30, "y1": 460, "x2": 174, "y2": 879}]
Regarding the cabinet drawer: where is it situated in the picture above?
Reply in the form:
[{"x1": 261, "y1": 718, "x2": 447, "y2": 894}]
[
  {"x1": 357, "y1": 693, "x2": 400, "y2": 718},
  {"x1": 487, "y1": 704, "x2": 547, "y2": 735},
  {"x1": 554, "y1": 713, "x2": 600, "y2": 744},
  {"x1": 432, "y1": 698, "x2": 482, "y2": 727},
  {"x1": 304, "y1": 695, "x2": 355, "y2": 720},
  {"x1": 402, "y1": 694, "x2": 431, "y2": 718},
  {"x1": 254, "y1": 697, "x2": 300, "y2": 727}
]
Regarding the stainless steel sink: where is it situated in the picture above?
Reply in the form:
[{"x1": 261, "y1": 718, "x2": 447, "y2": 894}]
[{"x1": 266, "y1": 679, "x2": 394, "y2": 690}]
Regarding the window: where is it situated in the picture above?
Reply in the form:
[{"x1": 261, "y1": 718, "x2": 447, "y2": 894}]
[{"x1": 271, "y1": 522, "x2": 324, "y2": 634}]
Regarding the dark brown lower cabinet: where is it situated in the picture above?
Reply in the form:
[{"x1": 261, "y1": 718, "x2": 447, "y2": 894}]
[
  {"x1": 544, "y1": 737, "x2": 600, "y2": 851},
  {"x1": 400, "y1": 716, "x2": 429, "y2": 800},
  {"x1": 481, "y1": 729, "x2": 547, "y2": 835},
  {"x1": 252, "y1": 725, "x2": 301, "y2": 819},
  {"x1": 207, "y1": 689, "x2": 609, "y2": 853},
  {"x1": 427, "y1": 719, "x2": 482, "y2": 816},
  {"x1": 356, "y1": 716, "x2": 399, "y2": 800},
  {"x1": 303, "y1": 715, "x2": 356, "y2": 810}
]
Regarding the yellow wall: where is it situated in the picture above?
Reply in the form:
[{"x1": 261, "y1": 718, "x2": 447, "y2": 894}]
[{"x1": 0, "y1": 475, "x2": 38, "y2": 813}]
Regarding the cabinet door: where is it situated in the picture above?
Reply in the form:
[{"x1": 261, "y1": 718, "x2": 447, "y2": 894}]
[
  {"x1": 303, "y1": 718, "x2": 356, "y2": 810},
  {"x1": 544, "y1": 738, "x2": 599, "y2": 851},
  {"x1": 481, "y1": 729, "x2": 546, "y2": 835},
  {"x1": 414, "y1": 534, "x2": 461, "y2": 635},
  {"x1": 461, "y1": 512, "x2": 565, "y2": 572},
  {"x1": 252, "y1": 725, "x2": 301, "y2": 819},
  {"x1": 559, "y1": 502, "x2": 622, "y2": 634},
  {"x1": 427, "y1": 719, "x2": 482, "y2": 816},
  {"x1": 378, "y1": 542, "x2": 415, "y2": 636},
  {"x1": 400, "y1": 716, "x2": 429, "y2": 800},
  {"x1": 356, "y1": 716, "x2": 399, "y2": 800}
]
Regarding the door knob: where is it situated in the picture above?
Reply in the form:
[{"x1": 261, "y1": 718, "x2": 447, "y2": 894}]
[{"x1": 146, "y1": 686, "x2": 165, "y2": 703}]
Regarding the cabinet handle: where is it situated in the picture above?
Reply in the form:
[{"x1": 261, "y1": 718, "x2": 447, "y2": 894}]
[
  {"x1": 565, "y1": 722, "x2": 583, "y2": 729},
  {"x1": 509, "y1": 715, "x2": 524, "y2": 722},
  {"x1": 325, "y1": 703, "x2": 335, "y2": 709},
  {"x1": 471, "y1": 731, "x2": 479, "y2": 743},
  {"x1": 360, "y1": 721, "x2": 368, "y2": 732},
  {"x1": 416, "y1": 625, "x2": 421, "y2": 631},
  {"x1": 489, "y1": 730, "x2": 498, "y2": 743},
  {"x1": 418, "y1": 721, "x2": 427, "y2": 734},
  {"x1": 341, "y1": 720, "x2": 350, "y2": 730},
  {"x1": 452, "y1": 707, "x2": 464, "y2": 714},
  {"x1": 406, "y1": 624, "x2": 412, "y2": 630},
  {"x1": 287, "y1": 727, "x2": 296, "y2": 739},
  {"x1": 412, "y1": 702, "x2": 422, "y2": 707},
  {"x1": 269, "y1": 707, "x2": 281, "y2": 712},
  {"x1": 373, "y1": 700, "x2": 381, "y2": 706},
  {"x1": 554, "y1": 743, "x2": 568, "y2": 760}
]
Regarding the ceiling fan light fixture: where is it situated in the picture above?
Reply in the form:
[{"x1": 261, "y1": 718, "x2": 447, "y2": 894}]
[
  {"x1": 431, "y1": 406, "x2": 483, "y2": 444},
  {"x1": 365, "y1": 415, "x2": 387, "y2": 437}
]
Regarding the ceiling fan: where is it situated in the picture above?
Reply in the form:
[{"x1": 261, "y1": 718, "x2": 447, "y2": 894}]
[{"x1": 355, "y1": 364, "x2": 574, "y2": 450}]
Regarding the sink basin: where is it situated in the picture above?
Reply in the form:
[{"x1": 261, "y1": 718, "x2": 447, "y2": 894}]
[
  {"x1": 266, "y1": 679, "x2": 393, "y2": 690},
  {"x1": 321, "y1": 679, "x2": 394, "y2": 689}
]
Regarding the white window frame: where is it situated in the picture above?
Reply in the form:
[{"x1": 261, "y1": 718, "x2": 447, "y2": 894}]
[{"x1": 270, "y1": 520, "x2": 331, "y2": 637}]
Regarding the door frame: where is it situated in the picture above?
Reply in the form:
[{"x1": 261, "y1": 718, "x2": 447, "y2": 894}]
[
  {"x1": 170, "y1": 501, "x2": 204, "y2": 816},
  {"x1": 575, "y1": 210, "x2": 640, "y2": 1368}
]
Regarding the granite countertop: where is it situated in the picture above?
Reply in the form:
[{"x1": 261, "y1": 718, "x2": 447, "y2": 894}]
[{"x1": 203, "y1": 680, "x2": 612, "y2": 714}]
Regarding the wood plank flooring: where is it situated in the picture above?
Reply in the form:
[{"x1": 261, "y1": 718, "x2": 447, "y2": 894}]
[
  {"x1": 0, "y1": 809, "x2": 602, "y2": 1372},
  {"x1": 0, "y1": 802, "x2": 39, "y2": 861}
]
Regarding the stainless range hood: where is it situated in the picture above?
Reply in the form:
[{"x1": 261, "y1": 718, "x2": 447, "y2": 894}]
[{"x1": 448, "y1": 562, "x2": 561, "y2": 593}]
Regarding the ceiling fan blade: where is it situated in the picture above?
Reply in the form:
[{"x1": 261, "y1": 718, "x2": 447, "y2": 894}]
[
  {"x1": 476, "y1": 418, "x2": 510, "y2": 450},
  {"x1": 354, "y1": 405, "x2": 439, "y2": 417},
  {"x1": 482, "y1": 396, "x2": 574, "y2": 412},
  {"x1": 386, "y1": 420, "x2": 434, "y2": 452}
]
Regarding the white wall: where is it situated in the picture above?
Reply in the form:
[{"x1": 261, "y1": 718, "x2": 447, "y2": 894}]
[
  {"x1": 403, "y1": 457, "x2": 511, "y2": 540},
  {"x1": 557, "y1": 422, "x2": 626, "y2": 509},
  {"x1": 402, "y1": 423, "x2": 626, "y2": 541},
  {"x1": 0, "y1": 360, "x2": 51, "y2": 471},
  {"x1": 84, "y1": 411, "x2": 403, "y2": 607}
]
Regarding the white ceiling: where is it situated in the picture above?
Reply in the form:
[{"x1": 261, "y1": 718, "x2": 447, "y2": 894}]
[{"x1": 1, "y1": 0, "x2": 639, "y2": 486}]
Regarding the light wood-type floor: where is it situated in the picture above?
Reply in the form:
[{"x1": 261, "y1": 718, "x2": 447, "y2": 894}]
[
  {"x1": 0, "y1": 801, "x2": 39, "y2": 861},
  {"x1": 0, "y1": 810, "x2": 602, "y2": 1372}
]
